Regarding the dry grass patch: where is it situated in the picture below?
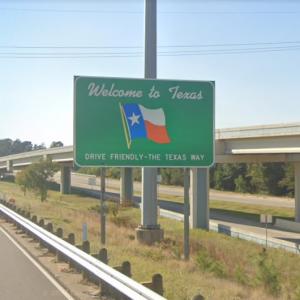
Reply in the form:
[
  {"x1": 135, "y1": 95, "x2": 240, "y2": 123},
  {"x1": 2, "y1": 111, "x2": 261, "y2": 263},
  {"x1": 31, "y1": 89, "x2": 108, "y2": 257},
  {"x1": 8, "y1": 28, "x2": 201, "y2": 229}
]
[{"x1": 1, "y1": 181, "x2": 298, "y2": 299}]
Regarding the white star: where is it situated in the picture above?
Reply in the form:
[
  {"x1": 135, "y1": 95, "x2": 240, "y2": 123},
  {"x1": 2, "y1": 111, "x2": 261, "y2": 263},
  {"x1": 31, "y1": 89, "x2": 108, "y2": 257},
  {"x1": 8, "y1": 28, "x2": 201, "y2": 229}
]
[{"x1": 128, "y1": 112, "x2": 141, "y2": 126}]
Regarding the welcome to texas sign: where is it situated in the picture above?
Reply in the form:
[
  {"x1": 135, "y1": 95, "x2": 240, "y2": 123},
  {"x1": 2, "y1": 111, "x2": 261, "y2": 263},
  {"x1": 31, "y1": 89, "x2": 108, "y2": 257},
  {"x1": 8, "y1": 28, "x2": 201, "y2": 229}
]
[{"x1": 74, "y1": 76, "x2": 214, "y2": 167}]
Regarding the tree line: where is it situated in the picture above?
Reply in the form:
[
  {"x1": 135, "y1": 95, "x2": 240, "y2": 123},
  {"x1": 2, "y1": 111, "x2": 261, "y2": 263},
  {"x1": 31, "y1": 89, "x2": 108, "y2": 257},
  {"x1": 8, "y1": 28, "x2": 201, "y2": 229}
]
[{"x1": 0, "y1": 139, "x2": 64, "y2": 157}]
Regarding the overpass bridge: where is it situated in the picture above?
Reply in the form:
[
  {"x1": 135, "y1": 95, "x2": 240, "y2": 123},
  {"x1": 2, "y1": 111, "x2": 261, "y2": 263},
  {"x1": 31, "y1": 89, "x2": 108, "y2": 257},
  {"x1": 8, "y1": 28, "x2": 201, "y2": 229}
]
[{"x1": 1, "y1": 123, "x2": 300, "y2": 230}]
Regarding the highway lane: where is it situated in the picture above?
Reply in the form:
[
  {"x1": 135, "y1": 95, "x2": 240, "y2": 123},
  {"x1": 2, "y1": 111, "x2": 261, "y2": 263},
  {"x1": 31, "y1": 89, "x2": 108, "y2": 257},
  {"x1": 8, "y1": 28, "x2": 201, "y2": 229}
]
[
  {"x1": 69, "y1": 173, "x2": 295, "y2": 208},
  {"x1": 66, "y1": 173, "x2": 300, "y2": 244},
  {"x1": 0, "y1": 226, "x2": 73, "y2": 300}
]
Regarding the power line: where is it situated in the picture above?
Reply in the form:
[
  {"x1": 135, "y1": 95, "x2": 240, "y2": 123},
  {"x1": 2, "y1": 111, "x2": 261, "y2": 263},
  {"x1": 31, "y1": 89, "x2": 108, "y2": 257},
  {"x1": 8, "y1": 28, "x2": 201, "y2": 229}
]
[
  {"x1": 1, "y1": 44, "x2": 300, "y2": 55},
  {"x1": 1, "y1": 7, "x2": 300, "y2": 15},
  {"x1": 1, "y1": 40, "x2": 300, "y2": 50},
  {"x1": 0, "y1": 45, "x2": 300, "y2": 59}
]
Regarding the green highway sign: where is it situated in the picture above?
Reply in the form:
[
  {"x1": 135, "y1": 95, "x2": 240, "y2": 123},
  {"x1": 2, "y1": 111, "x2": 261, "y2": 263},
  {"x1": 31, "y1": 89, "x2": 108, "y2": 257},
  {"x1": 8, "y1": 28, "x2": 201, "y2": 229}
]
[{"x1": 74, "y1": 76, "x2": 215, "y2": 167}]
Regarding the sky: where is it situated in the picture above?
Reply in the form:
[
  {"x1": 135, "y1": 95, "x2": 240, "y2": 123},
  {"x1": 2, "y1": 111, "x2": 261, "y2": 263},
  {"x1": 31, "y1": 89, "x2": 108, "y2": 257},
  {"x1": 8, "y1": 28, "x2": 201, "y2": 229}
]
[{"x1": 0, "y1": 0, "x2": 300, "y2": 146}]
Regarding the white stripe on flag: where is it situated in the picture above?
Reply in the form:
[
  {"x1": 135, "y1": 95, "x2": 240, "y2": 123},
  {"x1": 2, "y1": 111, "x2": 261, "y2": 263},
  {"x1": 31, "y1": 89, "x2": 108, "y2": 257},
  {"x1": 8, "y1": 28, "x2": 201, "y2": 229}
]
[{"x1": 139, "y1": 105, "x2": 166, "y2": 126}]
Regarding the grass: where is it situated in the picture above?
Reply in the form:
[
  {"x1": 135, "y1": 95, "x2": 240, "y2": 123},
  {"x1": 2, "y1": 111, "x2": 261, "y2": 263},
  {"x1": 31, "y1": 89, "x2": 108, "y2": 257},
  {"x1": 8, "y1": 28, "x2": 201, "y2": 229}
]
[
  {"x1": 94, "y1": 178, "x2": 295, "y2": 222},
  {"x1": 158, "y1": 192, "x2": 295, "y2": 223},
  {"x1": 2, "y1": 181, "x2": 300, "y2": 299}
]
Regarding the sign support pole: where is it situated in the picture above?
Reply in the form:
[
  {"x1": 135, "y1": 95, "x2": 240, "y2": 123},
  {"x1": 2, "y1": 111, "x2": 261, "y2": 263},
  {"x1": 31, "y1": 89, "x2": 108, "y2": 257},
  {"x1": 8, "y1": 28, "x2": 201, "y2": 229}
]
[
  {"x1": 183, "y1": 168, "x2": 190, "y2": 260},
  {"x1": 265, "y1": 221, "x2": 268, "y2": 249},
  {"x1": 100, "y1": 167, "x2": 106, "y2": 245},
  {"x1": 136, "y1": 0, "x2": 163, "y2": 244}
]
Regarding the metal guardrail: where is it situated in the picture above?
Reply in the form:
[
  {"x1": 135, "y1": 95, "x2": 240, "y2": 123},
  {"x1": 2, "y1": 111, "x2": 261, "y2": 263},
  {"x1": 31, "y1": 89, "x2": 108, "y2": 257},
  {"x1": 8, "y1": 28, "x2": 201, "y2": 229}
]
[
  {"x1": 0, "y1": 203, "x2": 166, "y2": 300},
  {"x1": 210, "y1": 223, "x2": 300, "y2": 254}
]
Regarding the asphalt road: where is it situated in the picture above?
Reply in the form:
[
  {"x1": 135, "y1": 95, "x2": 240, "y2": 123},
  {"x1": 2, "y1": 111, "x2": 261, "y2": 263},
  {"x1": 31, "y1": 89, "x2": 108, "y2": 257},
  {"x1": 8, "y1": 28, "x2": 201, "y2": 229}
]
[
  {"x1": 0, "y1": 227, "x2": 72, "y2": 300},
  {"x1": 67, "y1": 173, "x2": 300, "y2": 243},
  {"x1": 69, "y1": 173, "x2": 295, "y2": 208}
]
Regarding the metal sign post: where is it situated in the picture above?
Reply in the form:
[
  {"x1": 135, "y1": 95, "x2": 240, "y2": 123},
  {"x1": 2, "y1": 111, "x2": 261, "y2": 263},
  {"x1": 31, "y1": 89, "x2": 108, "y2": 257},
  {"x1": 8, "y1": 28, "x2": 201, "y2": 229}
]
[
  {"x1": 260, "y1": 214, "x2": 273, "y2": 249},
  {"x1": 82, "y1": 223, "x2": 88, "y2": 242},
  {"x1": 183, "y1": 168, "x2": 190, "y2": 260},
  {"x1": 100, "y1": 167, "x2": 106, "y2": 245}
]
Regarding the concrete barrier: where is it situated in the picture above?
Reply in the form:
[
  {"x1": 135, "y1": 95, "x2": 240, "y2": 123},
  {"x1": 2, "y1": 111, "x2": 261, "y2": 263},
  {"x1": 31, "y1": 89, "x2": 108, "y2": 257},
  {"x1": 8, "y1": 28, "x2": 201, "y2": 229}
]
[{"x1": 275, "y1": 218, "x2": 300, "y2": 233}]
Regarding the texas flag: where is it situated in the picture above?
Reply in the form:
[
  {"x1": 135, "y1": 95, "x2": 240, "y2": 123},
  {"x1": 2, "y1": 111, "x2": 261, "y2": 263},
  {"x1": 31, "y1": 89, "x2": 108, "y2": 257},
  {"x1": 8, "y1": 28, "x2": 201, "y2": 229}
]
[{"x1": 120, "y1": 103, "x2": 171, "y2": 148}]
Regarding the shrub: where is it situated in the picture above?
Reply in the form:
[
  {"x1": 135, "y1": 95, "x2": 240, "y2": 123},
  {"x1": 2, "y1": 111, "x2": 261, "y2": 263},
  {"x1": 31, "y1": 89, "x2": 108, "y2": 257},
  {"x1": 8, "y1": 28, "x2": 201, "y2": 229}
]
[
  {"x1": 196, "y1": 249, "x2": 227, "y2": 278},
  {"x1": 257, "y1": 249, "x2": 281, "y2": 296}
]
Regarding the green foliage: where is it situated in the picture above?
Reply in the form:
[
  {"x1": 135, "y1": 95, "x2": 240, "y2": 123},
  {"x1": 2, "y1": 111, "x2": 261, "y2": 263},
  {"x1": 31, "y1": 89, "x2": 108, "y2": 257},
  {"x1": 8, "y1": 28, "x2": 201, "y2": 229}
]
[
  {"x1": 257, "y1": 249, "x2": 281, "y2": 296},
  {"x1": 15, "y1": 171, "x2": 29, "y2": 195},
  {"x1": 161, "y1": 168, "x2": 184, "y2": 186},
  {"x1": 16, "y1": 159, "x2": 59, "y2": 201},
  {"x1": 246, "y1": 163, "x2": 267, "y2": 193},
  {"x1": 196, "y1": 248, "x2": 227, "y2": 278},
  {"x1": 79, "y1": 162, "x2": 295, "y2": 197},
  {"x1": 234, "y1": 175, "x2": 250, "y2": 193},
  {"x1": 212, "y1": 162, "x2": 293, "y2": 197},
  {"x1": 50, "y1": 141, "x2": 64, "y2": 148},
  {"x1": 279, "y1": 163, "x2": 295, "y2": 197},
  {"x1": 234, "y1": 265, "x2": 250, "y2": 286}
]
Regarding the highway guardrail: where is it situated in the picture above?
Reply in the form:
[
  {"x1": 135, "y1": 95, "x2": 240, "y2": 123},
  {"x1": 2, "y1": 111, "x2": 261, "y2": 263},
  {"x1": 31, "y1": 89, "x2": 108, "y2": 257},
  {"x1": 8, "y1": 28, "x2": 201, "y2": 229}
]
[{"x1": 0, "y1": 200, "x2": 166, "y2": 300}]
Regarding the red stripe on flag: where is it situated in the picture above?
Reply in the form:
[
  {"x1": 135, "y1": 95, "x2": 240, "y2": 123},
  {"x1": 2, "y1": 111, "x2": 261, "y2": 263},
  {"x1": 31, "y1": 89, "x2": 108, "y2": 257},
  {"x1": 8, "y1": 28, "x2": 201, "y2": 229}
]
[{"x1": 144, "y1": 121, "x2": 170, "y2": 144}]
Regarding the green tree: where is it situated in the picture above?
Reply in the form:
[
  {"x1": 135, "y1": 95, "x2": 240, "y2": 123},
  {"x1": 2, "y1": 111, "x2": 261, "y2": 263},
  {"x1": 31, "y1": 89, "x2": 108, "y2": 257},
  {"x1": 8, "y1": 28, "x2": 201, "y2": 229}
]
[
  {"x1": 15, "y1": 171, "x2": 30, "y2": 195},
  {"x1": 16, "y1": 159, "x2": 59, "y2": 201},
  {"x1": 50, "y1": 141, "x2": 64, "y2": 148},
  {"x1": 234, "y1": 175, "x2": 250, "y2": 193},
  {"x1": 213, "y1": 163, "x2": 246, "y2": 191},
  {"x1": 263, "y1": 163, "x2": 285, "y2": 196},
  {"x1": 246, "y1": 163, "x2": 267, "y2": 194},
  {"x1": 279, "y1": 163, "x2": 294, "y2": 197}
]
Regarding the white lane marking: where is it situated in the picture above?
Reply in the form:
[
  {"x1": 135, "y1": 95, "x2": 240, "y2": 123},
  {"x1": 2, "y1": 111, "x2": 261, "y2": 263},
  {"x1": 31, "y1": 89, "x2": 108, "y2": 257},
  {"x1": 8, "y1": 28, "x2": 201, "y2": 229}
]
[{"x1": 0, "y1": 227, "x2": 75, "y2": 300}]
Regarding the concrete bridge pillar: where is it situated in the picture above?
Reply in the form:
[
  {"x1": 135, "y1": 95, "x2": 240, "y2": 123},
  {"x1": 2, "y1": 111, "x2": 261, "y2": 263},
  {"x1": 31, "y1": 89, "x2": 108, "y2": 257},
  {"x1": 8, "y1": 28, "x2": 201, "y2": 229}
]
[
  {"x1": 60, "y1": 166, "x2": 71, "y2": 195},
  {"x1": 190, "y1": 168, "x2": 209, "y2": 230},
  {"x1": 120, "y1": 168, "x2": 133, "y2": 205},
  {"x1": 6, "y1": 160, "x2": 13, "y2": 172},
  {"x1": 295, "y1": 163, "x2": 300, "y2": 222}
]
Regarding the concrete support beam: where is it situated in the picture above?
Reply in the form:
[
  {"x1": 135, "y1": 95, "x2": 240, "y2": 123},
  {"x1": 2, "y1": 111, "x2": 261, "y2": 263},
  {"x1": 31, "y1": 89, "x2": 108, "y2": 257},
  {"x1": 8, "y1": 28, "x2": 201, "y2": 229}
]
[
  {"x1": 190, "y1": 168, "x2": 209, "y2": 230},
  {"x1": 141, "y1": 168, "x2": 158, "y2": 228},
  {"x1": 295, "y1": 163, "x2": 300, "y2": 222},
  {"x1": 120, "y1": 168, "x2": 133, "y2": 205},
  {"x1": 60, "y1": 166, "x2": 71, "y2": 195},
  {"x1": 6, "y1": 160, "x2": 13, "y2": 173}
]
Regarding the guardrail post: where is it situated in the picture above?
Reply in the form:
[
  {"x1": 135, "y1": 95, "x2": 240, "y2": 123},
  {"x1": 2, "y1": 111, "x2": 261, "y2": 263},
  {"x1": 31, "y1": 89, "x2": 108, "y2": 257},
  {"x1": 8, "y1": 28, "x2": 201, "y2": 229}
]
[
  {"x1": 46, "y1": 222, "x2": 53, "y2": 233},
  {"x1": 191, "y1": 294, "x2": 204, "y2": 300},
  {"x1": 81, "y1": 241, "x2": 91, "y2": 281},
  {"x1": 37, "y1": 219, "x2": 46, "y2": 247},
  {"x1": 142, "y1": 273, "x2": 163, "y2": 296},
  {"x1": 46, "y1": 223, "x2": 55, "y2": 253},
  {"x1": 67, "y1": 233, "x2": 77, "y2": 270},
  {"x1": 114, "y1": 261, "x2": 131, "y2": 278},
  {"x1": 39, "y1": 219, "x2": 45, "y2": 227},
  {"x1": 82, "y1": 240, "x2": 90, "y2": 253},
  {"x1": 56, "y1": 228, "x2": 63, "y2": 238},
  {"x1": 99, "y1": 248, "x2": 108, "y2": 264},
  {"x1": 67, "y1": 233, "x2": 75, "y2": 245},
  {"x1": 55, "y1": 228, "x2": 65, "y2": 262},
  {"x1": 152, "y1": 274, "x2": 163, "y2": 296}
]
